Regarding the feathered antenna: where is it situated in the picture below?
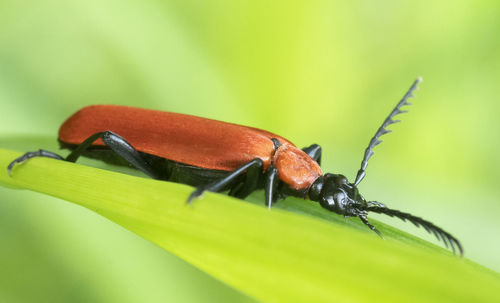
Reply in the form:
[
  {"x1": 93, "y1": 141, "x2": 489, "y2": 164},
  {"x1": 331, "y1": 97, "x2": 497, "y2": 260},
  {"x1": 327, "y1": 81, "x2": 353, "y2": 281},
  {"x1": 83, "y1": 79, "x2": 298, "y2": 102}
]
[
  {"x1": 365, "y1": 205, "x2": 463, "y2": 256},
  {"x1": 354, "y1": 77, "x2": 422, "y2": 186}
]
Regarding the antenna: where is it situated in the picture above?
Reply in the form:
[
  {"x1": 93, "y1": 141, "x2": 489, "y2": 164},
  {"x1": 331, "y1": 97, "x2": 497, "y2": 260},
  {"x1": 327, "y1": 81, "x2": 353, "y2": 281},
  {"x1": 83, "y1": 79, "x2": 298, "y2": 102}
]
[
  {"x1": 354, "y1": 77, "x2": 422, "y2": 186},
  {"x1": 365, "y1": 205, "x2": 463, "y2": 256}
]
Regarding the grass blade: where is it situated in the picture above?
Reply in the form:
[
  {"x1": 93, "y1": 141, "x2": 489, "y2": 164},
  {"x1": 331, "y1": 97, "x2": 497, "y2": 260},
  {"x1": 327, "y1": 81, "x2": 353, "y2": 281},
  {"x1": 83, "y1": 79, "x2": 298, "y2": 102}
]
[{"x1": 0, "y1": 148, "x2": 499, "y2": 302}]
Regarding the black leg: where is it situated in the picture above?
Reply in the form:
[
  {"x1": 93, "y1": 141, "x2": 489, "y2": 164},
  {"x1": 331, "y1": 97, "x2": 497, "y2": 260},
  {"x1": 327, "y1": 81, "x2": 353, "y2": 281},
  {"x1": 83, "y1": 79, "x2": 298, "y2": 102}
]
[
  {"x1": 264, "y1": 166, "x2": 279, "y2": 209},
  {"x1": 229, "y1": 159, "x2": 264, "y2": 199},
  {"x1": 302, "y1": 144, "x2": 322, "y2": 165},
  {"x1": 8, "y1": 131, "x2": 159, "y2": 179},
  {"x1": 65, "y1": 131, "x2": 158, "y2": 179},
  {"x1": 187, "y1": 158, "x2": 264, "y2": 203},
  {"x1": 7, "y1": 150, "x2": 64, "y2": 175},
  {"x1": 359, "y1": 215, "x2": 383, "y2": 238}
]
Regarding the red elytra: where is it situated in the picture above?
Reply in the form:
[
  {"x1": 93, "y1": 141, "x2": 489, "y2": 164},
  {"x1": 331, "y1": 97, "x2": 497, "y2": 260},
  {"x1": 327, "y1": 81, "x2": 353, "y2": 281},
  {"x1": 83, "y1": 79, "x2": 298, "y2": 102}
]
[{"x1": 58, "y1": 105, "x2": 322, "y2": 190}]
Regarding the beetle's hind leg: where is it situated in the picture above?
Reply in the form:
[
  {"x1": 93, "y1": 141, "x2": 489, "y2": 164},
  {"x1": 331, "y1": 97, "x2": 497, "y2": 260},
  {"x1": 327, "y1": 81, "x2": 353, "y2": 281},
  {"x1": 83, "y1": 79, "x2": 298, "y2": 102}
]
[
  {"x1": 302, "y1": 144, "x2": 322, "y2": 165},
  {"x1": 64, "y1": 131, "x2": 159, "y2": 179},
  {"x1": 187, "y1": 158, "x2": 264, "y2": 203},
  {"x1": 8, "y1": 131, "x2": 159, "y2": 179},
  {"x1": 7, "y1": 150, "x2": 64, "y2": 175}
]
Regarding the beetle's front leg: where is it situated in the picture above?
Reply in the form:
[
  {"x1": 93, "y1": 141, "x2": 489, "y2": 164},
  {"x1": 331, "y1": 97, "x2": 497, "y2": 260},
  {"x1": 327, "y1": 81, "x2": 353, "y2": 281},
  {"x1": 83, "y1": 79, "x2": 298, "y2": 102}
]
[{"x1": 264, "y1": 165, "x2": 279, "y2": 209}]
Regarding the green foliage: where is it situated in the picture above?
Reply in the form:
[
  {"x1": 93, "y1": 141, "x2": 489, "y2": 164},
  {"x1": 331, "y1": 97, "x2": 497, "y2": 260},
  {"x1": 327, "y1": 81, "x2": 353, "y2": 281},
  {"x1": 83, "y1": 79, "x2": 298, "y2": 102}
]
[
  {"x1": 2, "y1": 1, "x2": 500, "y2": 301},
  {"x1": 1, "y1": 148, "x2": 499, "y2": 303}
]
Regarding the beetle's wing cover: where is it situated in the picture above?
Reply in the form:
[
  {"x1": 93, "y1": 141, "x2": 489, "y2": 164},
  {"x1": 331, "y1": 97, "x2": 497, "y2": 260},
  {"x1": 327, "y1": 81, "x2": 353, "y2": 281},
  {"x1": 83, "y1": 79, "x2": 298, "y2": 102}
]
[{"x1": 59, "y1": 105, "x2": 292, "y2": 171}]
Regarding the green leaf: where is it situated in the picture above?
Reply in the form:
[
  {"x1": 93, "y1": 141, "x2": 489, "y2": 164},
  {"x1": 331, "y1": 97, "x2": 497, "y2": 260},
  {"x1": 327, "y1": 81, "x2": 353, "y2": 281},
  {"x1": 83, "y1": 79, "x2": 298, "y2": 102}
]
[{"x1": 0, "y1": 147, "x2": 499, "y2": 302}]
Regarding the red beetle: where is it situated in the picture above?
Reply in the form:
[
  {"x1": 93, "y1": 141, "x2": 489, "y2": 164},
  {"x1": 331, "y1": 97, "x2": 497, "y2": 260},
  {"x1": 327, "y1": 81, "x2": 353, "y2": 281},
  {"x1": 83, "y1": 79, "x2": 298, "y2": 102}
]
[{"x1": 7, "y1": 78, "x2": 463, "y2": 255}]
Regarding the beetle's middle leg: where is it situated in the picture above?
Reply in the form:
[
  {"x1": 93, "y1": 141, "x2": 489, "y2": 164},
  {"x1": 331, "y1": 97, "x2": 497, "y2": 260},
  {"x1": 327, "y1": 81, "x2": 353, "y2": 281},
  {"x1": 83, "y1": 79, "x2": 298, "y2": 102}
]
[
  {"x1": 228, "y1": 159, "x2": 264, "y2": 199},
  {"x1": 187, "y1": 158, "x2": 264, "y2": 203},
  {"x1": 302, "y1": 144, "x2": 322, "y2": 165},
  {"x1": 228, "y1": 162, "x2": 283, "y2": 208}
]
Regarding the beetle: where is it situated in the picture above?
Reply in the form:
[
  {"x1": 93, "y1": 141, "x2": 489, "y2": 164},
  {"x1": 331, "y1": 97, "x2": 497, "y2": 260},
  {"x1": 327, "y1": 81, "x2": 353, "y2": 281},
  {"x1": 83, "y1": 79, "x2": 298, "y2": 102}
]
[{"x1": 7, "y1": 78, "x2": 463, "y2": 255}]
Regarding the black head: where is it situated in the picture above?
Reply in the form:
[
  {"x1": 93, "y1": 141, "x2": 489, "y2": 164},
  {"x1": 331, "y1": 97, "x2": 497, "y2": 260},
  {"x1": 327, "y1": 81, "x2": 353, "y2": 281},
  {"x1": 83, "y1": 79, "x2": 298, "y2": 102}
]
[
  {"x1": 309, "y1": 173, "x2": 367, "y2": 217},
  {"x1": 308, "y1": 170, "x2": 463, "y2": 255},
  {"x1": 307, "y1": 78, "x2": 463, "y2": 255}
]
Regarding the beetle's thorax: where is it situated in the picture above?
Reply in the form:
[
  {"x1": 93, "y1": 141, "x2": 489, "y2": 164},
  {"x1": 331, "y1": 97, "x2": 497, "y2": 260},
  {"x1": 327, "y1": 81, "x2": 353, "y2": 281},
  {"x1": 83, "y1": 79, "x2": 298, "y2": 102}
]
[{"x1": 271, "y1": 143, "x2": 322, "y2": 191}]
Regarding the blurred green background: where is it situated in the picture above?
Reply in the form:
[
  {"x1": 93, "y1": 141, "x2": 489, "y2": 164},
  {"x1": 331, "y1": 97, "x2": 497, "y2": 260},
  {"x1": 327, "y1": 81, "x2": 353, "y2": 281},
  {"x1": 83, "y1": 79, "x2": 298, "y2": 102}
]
[{"x1": 1, "y1": 1, "x2": 499, "y2": 302}]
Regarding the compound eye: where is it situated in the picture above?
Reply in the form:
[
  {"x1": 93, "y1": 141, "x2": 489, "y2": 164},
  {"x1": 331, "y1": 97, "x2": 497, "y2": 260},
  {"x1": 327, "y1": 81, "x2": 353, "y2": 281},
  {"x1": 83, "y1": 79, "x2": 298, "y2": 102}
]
[
  {"x1": 324, "y1": 195, "x2": 336, "y2": 207},
  {"x1": 334, "y1": 175, "x2": 348, "y2": 186}
]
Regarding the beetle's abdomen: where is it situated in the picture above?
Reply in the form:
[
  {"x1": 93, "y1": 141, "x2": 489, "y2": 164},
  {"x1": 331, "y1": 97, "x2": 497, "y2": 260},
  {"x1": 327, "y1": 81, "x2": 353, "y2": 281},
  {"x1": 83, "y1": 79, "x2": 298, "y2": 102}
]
[
  {"x1": 58, "y1": 105, "x2": 293, "y2": 172},
  {"x1": 273, "y1": 144, "x2": 322, "y2": 190}
]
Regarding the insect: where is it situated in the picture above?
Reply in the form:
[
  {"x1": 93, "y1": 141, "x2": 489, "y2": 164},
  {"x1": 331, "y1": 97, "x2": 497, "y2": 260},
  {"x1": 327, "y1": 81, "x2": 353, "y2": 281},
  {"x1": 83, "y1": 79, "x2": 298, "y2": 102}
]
[{"x1": 7, "y1": 78, "x2": 463, "y2": 255}]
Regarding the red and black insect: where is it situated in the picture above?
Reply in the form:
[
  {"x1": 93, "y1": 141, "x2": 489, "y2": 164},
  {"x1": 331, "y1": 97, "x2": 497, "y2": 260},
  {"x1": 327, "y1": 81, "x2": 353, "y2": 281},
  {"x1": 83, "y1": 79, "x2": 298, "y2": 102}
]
[{"x1": 7, "y1": 78, "x2": 463, "y2": 255}]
